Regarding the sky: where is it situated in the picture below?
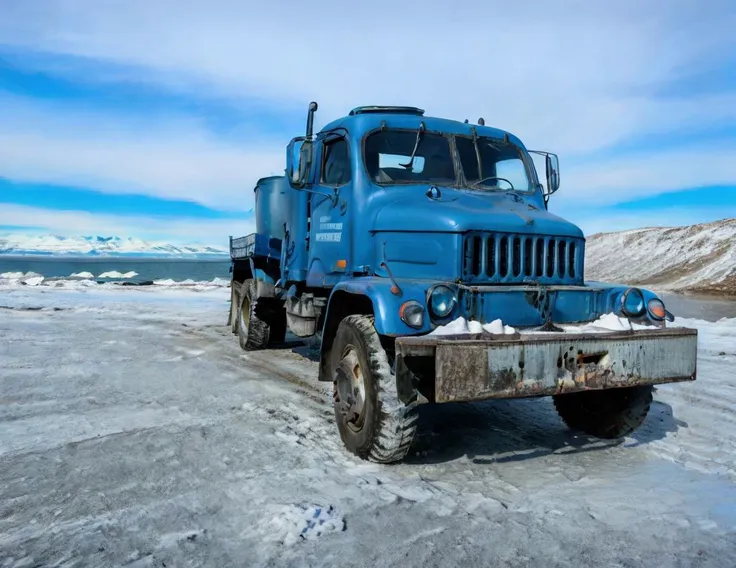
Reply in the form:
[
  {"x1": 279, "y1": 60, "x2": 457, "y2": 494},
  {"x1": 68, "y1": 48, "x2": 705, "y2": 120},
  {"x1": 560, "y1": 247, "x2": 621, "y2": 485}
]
[{"x1": 1, "y1": 0, "x2": 735, "y2": 247}]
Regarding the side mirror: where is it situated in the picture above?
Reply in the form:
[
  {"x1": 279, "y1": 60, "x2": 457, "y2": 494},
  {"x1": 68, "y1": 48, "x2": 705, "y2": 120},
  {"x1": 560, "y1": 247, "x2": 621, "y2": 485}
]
[
  {"x1": 545, "y1": 153, "x2": 560, "y2": 194},
  {"x1": 285, "y1": 101, "x2": 320, "y2": 188},
  {"x1": 529, "y1": 150, "x2": 560, "y2": 204},
  {"x1": 298, "y1": 140, "x2": 313, "y2": 183},
  {"x1": 286, "y1": 136, "x2": 311, "y2": 187}
]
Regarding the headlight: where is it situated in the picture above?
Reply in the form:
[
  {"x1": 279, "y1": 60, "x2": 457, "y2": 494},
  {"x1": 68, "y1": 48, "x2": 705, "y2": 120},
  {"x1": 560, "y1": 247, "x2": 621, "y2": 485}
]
[
  {"x1": 429, "y1": 285, "x2": 456, "y2": 318},
  {"x1": 647, "y1": 298, "x2": 666, "y2": 320},
  {"x1": 620, "y1": 287, "x2": 646, "y2": 318},
  {"x1": 399, "y1": 301, "x2": 424, "y2": 328}
]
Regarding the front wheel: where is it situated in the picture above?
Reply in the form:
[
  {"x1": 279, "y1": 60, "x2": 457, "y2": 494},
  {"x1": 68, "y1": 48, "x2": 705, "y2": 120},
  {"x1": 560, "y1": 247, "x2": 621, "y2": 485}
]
[
  {"x1": 553, "y1": 385, "x2": 653, "y2": 439},
  {"x1": 330, "y1": 315, "x2": 418, "y2": 463}
]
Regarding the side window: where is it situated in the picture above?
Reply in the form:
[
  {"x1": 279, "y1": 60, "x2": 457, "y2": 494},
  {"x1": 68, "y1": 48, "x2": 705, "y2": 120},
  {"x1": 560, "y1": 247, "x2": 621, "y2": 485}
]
[{"x1": 322, "y1": 137, "x2": 351, "y2": 186}]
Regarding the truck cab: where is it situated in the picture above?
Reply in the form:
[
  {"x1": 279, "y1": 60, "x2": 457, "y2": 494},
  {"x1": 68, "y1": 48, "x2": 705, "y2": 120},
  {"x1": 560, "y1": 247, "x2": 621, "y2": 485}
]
[{"x1": 228, "y1": 102, "x2": 697, "y2": 463}]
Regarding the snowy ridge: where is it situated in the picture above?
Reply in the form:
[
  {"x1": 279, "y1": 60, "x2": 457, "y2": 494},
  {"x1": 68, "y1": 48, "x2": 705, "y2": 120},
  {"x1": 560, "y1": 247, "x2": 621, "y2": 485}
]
[
  {"x1": 585, "y1": 218, "x2": 736, "y2": 295},
  {"x1": 0, "y1": 234, "x2": 228, "y2": 257}
]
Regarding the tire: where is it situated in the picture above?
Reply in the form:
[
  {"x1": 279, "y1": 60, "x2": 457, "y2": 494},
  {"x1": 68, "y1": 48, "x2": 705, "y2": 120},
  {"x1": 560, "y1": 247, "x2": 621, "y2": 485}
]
[
  {"x1": 229, "y1": 286, "x2": 239, "y2": 334},
  {"x1": 237, "y1": 279, "x2": 273, "y2": 351},
  {"x1": 553, "y1": 385, "x2": 653, "y2": 439},
  {"x1": 330, "y1": 314, "x2": 418, "y2": 463}
]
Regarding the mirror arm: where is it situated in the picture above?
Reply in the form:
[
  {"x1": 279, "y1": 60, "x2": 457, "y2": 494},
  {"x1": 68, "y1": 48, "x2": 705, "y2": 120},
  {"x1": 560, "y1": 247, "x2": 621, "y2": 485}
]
[{"x1": 298, "y1": 185, "x2": 339, "y2": 206}]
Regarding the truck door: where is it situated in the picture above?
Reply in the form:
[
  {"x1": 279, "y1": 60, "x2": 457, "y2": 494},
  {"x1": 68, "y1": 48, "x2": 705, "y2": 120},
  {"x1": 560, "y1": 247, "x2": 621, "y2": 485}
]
[{"x1": 307, "y1": 134, "x2": 352, "y2": 287}]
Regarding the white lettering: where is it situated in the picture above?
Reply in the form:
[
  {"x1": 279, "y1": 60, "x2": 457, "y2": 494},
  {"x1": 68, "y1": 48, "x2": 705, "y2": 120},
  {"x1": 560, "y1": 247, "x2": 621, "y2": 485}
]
[
  {"x1": 319, "y1": 222, "x2": 343, "y2": 230},
  {"x1": 316, "y1": 232, "x2": 342, "y2": 242}
]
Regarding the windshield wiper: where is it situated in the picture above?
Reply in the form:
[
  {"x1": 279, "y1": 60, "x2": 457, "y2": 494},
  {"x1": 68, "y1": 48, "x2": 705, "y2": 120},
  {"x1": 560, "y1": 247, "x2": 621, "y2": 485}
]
[
  {"x1": 469, "y1": 176, "x2": 516, "y2": 191},
  {"x1": 399, "y1": 122, "x2": 425, "y2": 170}
]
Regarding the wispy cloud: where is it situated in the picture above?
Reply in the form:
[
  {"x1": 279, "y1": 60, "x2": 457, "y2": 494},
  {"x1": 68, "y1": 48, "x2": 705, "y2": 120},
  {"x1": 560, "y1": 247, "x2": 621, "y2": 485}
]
[
  {"x1": 2, "y1": 0, "x2": 735, "y2": 154},
  {"x1": 0, "y1": 94, "x2": 285, "y2": 210}
]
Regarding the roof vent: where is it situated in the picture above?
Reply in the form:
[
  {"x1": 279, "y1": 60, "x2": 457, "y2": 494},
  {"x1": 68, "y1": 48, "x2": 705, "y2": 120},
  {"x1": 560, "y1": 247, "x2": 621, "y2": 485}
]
[{"x1": 349, "y1": 106, "x2": 425, "y2": 116}]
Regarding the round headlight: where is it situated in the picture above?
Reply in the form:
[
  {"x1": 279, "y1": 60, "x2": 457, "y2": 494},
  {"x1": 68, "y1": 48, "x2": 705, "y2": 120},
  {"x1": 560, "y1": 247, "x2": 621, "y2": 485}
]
[
  {"x1": 647, "y1": 298, "x2": 666, "y2": 320},
  {"x1": 429, "y1": 285, "x2": 456, "y2": 318},
  {"x1": 399, "y1": 300, "x2": 425, "y2": 329},
  {"x1": 620, "y1": 287, "x2": 646, "y2": 318}
]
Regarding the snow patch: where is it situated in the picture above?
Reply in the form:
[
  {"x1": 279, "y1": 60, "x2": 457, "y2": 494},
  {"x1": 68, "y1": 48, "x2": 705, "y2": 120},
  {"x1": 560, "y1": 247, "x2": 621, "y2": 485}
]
[
  {"x1": 0, "y1": 271, "x2": 45, "y2": 286},
  {"x1": 429, "y1": 317, "x2": 516, "y2": 336},
  {"x1": 254, "y1": 504, "x2": 345, "y2": 546},
  {"x1": 98, "y1": 270, "x2": 138, "y2": 279},
  {"x1": 0, "y1": 275, "x2": 229, "y2": 291},
  {"x1": 428, "y1": 313, "x2": 660, "y2": 336},
  {"x1": 557, "y1": 312, "x2": 659, "y2": 333},
  {"x1": 0, "y1": 271, "x2": 25, "y2": 279}
]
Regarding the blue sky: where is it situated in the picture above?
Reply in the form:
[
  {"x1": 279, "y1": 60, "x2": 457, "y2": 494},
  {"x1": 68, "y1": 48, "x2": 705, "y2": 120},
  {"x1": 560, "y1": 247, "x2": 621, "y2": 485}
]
[{"x1": 1, "y1": 0, "x2": 735, "y2": 246}]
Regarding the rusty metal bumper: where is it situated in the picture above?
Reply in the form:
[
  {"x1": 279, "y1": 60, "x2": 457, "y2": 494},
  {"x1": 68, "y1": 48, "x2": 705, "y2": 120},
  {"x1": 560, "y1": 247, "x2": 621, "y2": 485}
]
[{"x1": 395, "y1": 327, "x2": 698, "y2": 403}]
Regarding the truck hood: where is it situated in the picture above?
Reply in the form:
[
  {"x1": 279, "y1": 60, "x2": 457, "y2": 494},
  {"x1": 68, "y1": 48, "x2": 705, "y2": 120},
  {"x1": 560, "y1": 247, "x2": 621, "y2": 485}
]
[{"x1": 372, "y1": 187, "x2": 584, "y2": 238}]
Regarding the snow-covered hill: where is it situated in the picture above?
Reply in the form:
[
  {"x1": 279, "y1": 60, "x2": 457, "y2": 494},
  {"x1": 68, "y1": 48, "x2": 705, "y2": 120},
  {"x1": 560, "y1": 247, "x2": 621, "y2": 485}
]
[
  {"x1": 585, "y1": 218, "x2": 736, "y2": 295},
  {"x1": 0, "y1": 234, "x2": 228, "y2": 257}
]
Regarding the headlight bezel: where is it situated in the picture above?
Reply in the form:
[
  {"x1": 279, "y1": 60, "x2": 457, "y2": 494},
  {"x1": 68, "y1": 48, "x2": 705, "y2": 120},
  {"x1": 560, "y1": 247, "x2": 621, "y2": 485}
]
[
  {"x1": 647, "y1": 297, "x2": 666, "y2": 321},
  {"x1": 399, "y1": 300, "x2": 425, "y2": 329},
  {"x1": 427, "y1": 284, "x2": 457, "y2": 319},
  {"x1": 620, "y1": 287, "x2": 647, "y2": 318}
]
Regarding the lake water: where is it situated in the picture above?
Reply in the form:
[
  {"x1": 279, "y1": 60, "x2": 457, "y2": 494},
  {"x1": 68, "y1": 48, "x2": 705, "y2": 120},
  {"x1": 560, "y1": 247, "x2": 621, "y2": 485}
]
[
  {"x1": 0, "y1": 256, "x2": 231, "y2": 284},
  {"x1": 659, "y1": 292, "x2": 736, "y2": 321},
  {"x1": 2, "y1": 257, "x2": 734, "y2": 322}
]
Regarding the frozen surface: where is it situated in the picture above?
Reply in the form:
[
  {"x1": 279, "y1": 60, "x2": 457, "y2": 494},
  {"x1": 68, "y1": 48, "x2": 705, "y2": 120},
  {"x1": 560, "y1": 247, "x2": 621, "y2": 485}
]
[{"x1": 1, "y1": 285, "x2": 735, "y2": 567}]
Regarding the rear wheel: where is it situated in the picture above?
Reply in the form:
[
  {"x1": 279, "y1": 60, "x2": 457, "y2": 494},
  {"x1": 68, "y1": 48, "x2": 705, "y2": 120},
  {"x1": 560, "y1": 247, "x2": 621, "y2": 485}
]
[
  {"x1": 553, "y1": 385, "x2": 653, "y2": 439},
  {"x1": 330, "y1": 315, "x2": 418, "y2": 463},
  {"x1": 229, "y1": 286, "x2": 239, "y2": 334},
  {"x1": 237, "y1": 279, "x2": 285, "y2": 350}
]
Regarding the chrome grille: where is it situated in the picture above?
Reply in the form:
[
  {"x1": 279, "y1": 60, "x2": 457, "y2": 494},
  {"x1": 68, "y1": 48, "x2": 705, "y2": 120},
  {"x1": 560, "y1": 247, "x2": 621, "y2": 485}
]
[{"x1": 462, "y1": 232, "x2": 584, "y2": 284}]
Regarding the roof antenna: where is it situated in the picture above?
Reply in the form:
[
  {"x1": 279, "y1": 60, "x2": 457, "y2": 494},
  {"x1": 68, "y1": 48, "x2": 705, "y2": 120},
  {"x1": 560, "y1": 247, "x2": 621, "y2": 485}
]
[{"x1": 478, "y1": 117, "x2": 485, "y2": 126}]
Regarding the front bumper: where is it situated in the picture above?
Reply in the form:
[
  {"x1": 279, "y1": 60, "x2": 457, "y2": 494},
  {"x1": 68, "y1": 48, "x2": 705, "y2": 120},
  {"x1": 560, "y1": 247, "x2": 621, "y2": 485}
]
[{"x1": 395, "y1": 327, "x2": 698, "y2": 403}]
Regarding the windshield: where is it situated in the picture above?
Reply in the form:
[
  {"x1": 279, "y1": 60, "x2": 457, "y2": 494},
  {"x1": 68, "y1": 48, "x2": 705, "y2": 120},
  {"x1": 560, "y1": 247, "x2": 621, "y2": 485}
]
[
  {"x1": 364, "y1": 130, "x2": 456, "y2": 185},
  {"x1": 456, "y1": 136, "x2": 534, "y2": 191}
]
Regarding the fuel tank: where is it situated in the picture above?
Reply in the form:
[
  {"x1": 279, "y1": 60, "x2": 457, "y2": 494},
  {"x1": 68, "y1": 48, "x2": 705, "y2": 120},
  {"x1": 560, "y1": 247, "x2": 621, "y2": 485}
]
[{"x1": 254, "y1": 175, "x2": 291, "y2": 240}]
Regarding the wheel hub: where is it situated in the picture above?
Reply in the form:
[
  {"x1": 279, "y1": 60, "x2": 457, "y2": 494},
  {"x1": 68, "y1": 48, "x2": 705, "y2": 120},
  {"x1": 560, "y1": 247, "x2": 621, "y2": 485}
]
[{"x1": 334, "y1": 346, "x2": 366, "y2": 431}]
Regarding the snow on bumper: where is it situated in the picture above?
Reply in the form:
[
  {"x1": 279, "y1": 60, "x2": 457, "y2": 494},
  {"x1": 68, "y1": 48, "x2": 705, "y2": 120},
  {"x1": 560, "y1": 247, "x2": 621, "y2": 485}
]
[{"x1": 395, "y1": 327, "x2": 698, "y2": 403}]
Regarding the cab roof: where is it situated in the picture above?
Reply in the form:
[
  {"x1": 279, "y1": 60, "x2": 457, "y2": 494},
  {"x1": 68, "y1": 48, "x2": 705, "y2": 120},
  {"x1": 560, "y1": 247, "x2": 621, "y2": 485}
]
[{"x1": 318, "y1": 105, "x2": 526, "y2": 149}]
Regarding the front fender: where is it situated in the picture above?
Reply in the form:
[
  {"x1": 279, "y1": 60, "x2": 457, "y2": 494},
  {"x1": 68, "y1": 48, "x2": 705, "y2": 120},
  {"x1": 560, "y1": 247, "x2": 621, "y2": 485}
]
[{"x1": 326, "y1": 277, "x2": 434, "y2": 336}]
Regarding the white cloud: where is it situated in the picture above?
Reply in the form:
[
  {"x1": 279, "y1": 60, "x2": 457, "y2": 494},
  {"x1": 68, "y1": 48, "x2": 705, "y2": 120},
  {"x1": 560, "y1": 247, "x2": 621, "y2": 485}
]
[
  {"x1": 0, "y1": 0, "x2": 735, "y2": 224},
  {"x1": 1, "y1": 0, "x2": 735, "y2": 157},
  {"x1": 0, "y1": 204, "x2": 252, "y2": 247}
]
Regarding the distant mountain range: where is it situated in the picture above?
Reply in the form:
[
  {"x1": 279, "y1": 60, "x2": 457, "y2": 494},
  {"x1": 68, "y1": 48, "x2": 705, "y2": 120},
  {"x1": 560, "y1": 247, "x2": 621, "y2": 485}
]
[
  {"x1": 585, "y1": 218, "x2": 736, "y2": 296},
  {"x1": 4, "y1": 219, "x2": 734, "y2": 294},
  {"x1": 0, "y1": 234, "x2": 228, "y2": 257}
]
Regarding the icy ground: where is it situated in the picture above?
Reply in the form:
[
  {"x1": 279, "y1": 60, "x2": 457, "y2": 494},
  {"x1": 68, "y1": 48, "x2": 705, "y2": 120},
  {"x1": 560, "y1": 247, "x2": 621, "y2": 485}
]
[{"x1": 1, "y1": 285, "x2": 735, "y2": 567}]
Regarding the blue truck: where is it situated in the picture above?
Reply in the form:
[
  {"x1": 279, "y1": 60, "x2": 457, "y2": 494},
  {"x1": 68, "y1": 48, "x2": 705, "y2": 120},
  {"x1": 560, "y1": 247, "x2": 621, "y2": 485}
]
[{"x1": 228, "y1": 102, "x2": 698, "y2": 463}]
